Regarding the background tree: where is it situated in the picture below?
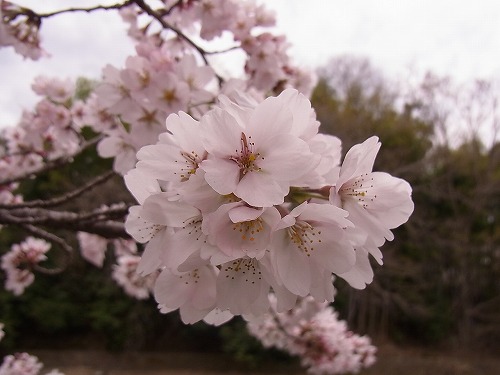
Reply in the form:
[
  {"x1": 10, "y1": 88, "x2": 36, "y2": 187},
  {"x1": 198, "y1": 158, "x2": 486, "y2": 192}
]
[{"x1": 312, "y1": 56, "x2": 500, "y2": 349}]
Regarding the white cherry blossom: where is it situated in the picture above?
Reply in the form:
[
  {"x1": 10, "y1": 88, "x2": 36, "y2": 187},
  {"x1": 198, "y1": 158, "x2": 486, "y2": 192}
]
[
  {"x1": 330, "y1": 136, "x2": 414, "y2": 247},
  {"x1": 201, "y1": 91, "x2": 318, "y2": 207}
]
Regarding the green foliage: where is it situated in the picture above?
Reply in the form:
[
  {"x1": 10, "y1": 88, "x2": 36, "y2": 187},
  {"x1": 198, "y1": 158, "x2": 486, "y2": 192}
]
[{"x1": 75, "y1": 77, "x2": 97, "y2": 101}]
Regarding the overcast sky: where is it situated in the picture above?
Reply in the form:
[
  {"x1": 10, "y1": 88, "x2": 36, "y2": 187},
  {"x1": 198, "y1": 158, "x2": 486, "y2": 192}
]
[{"x1": 1, "y1": 0, "x2": 500, "y2": 127}]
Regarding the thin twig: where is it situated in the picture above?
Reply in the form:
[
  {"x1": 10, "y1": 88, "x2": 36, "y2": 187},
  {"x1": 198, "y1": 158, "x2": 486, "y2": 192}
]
[
  {"x1": 0, "y1": 170, "x2": 116, "y2": 209},
  {"x1": 0, "y1": 205, "x2": 129, "y2": 238},
  {"x1": 37, "y1": 0, "x2": 134, "y2": 18},
  {"x1": 132, "y1": 0, "x2": 224, "y2": 86}
]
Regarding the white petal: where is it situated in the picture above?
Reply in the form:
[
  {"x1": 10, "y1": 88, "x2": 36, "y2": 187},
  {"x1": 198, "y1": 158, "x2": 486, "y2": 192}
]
[
  {"x1": 235, "y1": 172, "x2": 287, "y2": 207},
  {"x1": 337, "y1": 247, "x2": 374, "y2": 289},
  {"x1": 201, "y1": 158, "x2": 240, "y2": 195},
  {"x1": 137, "y1": 228, "x2": 170, "y2": 275},
  {"x1": 154, "y1": 269, "x2": 193, "y2": 309},
  {"x1": 142, "y1": 194, "x2": 200, "y2": 227},
  {"x1": 124, "y1": 168, "x2": 160, "y2": 204},
  {"x1": 273, "y1": 233, "x2": 311, "y2": 296}
]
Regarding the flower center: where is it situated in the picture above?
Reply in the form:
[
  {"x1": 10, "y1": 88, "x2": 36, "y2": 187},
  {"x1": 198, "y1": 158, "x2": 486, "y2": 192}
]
[
  {"x1": 177, "y1": 150, "x2": 203, "y2": 181},
  {"x1": 223, "y1": 258, "x2": 262, "y2": 283},
  {"x1": 230, "y1": 132, "x2": 262, "y2": 176},
  {"x1": 232, "y1": 218, "x2": 264, "y2": 242},
  {"x1": 340, "y1": 174, "x2": 376, "y2": 209},
  {"x1": 288, "y1": 221, "x2": 322, "y2": 257}
]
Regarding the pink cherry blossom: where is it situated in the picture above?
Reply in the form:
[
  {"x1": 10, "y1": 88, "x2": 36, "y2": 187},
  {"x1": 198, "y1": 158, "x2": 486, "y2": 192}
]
[
  {"x1": 0, "y1": 1, "x2": 45, "y2": 60},
  {"x1": 202, "y1": 202, "x2": 281, "y2": 259},
  {"x1": 270, "y1": 202, "x2": 355, "y2": 298},
  {"x1": 201, "y1": 90, "x2": 318, "y2": 207},
  {"x1": 216, "y1": 257, "x2": 270, "y2": 315},
  {"x1": 330, "y1": 136, "x2": 414, "y2": 247},
  {"x1": 136, "y1": 111, "x2": 208, "y2": 183},
  {"x1": 1, "y1": 237, "x2": 51, "y2": 295},
  {"x1": 31, "y1": 76, "x2": 74, "y2": 103},
  {"x1": 155, "y1": 264, "x2": 218, "y2": 324},
  {"x1": 112, "y1": 254, "x2": 157, "y2": 300},
  {"x1": 0, "y1": 353, "x2": 43, "y2": 375},
  {"x1": 247, "y1": 295, "x2": 377, "y2": 375}
]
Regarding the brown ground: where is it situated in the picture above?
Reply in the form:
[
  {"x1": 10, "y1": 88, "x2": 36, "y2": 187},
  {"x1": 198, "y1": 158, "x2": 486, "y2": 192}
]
[{"x1": 32, "y1": 344, "x2": 500, "y2": 375}]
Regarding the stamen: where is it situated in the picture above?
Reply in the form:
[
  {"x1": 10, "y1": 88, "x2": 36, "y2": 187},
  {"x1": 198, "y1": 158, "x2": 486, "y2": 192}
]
[
  {"x1": 288, "y1": 221, "x2": 322, "y2": 257},
  {"x1": 229, "y1": 132, "x2": 262, "y2": 176}
]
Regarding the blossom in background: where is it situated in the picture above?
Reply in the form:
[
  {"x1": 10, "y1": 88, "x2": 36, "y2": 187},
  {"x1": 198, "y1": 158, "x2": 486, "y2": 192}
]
[
  {"x1": 76, "y1": 232, "x2": 108, "y2": 268},
  {"x1": 0, "y1": 352, "x2": 64, "y2": 375},
  {"x1": 112, "y1": 254, "x2": 157, "y2": 300},
  {"x1": 0, "y1": 0, "x2": 45, "y2": 60},
  {"x1": 247, "y1": 295, "x2": 377, "y2": 375},
  {"x1": 0, "y1": 353, "x2": 64, "y2": 375},
  {"x1": 0, "y1": 353, "x2": 43, "y2": 375},
  {"x1": 1, "y1": 237, "x2": 51, "y2": 295}
]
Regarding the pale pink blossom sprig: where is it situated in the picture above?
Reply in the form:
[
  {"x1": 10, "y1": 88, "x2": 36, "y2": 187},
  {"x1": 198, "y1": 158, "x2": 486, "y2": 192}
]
[
  {"x1": 0, "y1": 353, "x2": 43, "y2": 375},
  {"x1": 118, "y1": 0, "x2": 316, "y2": 96},
  {"x1": 0, "y1": 75, "x2": 90, "y2": 184},
  {"x1": 0, "y1": 0, "x2": 45, "y2": 60},
  {"x1": 247, "y1": 296, "x2": 377, "y2": 375},
  {"x1": 124, "y1": 88, "x2": 414, "y2": 324},
  {"x1": 92, "y1": 50, "x2": 217, "y2": 174},
  {"x1": 1, "y1": 237, "x2": 51, "y2": 295},
  {"x1": 0, "y1": 353, "x2": 64, "y2": 375}
]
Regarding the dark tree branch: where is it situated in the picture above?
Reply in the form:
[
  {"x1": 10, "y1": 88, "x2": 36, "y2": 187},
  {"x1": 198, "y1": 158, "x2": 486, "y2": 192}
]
[
  {"x1": 0, "y1": 205, "x2": 129, "y2": 239},
  {"x1": 0, "y1": 170, "x2": 116, "y2": 209},
  {"x1": 132, "y1": 0, "x2": 224, "y2": 85},
  {"x1": 37, "y1": 1, "x2": 135, "y2": 18}
]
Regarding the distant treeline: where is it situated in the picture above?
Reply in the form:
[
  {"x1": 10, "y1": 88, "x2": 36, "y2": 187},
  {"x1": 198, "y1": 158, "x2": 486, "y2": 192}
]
[{"x1": 314, "y1": 56, "x2": 500, "y2": 350}]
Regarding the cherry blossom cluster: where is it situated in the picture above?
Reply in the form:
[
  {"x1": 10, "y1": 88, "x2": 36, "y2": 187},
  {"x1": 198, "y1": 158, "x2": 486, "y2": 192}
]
[
  {"x1": 120, "y1": 0, "x2": 313, "y2": 94},
  {"x1": 0, "y1": 323, "x2": 64, "y2": 375},
  {"x1": 86, "y1": 0, "x2": 315, "y2": 175},
  {"x1": 0, "y1": 76, "x2": 84, "y2": 182},
  {"x1": 92, "y1": 49, "x2": 217, "y2": 174},
  {"x1": 0, "y1": 1, "x2": 414, "y2": 372},
  {"x1": 0, "y1": 0, "x2": 44, "y2": 60},
  {"x1": 124, "y1": 88, "x2": 414, "y2": 324},
  {"x1": 77, "y1": 232, "x2": 157, "y2": 299},
  {"x1": 247, "y1": 296, "x2": 376, "y2": 375},
  {"x1": 1, "y1": 237, "x2": 51, "y2": 296}
]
